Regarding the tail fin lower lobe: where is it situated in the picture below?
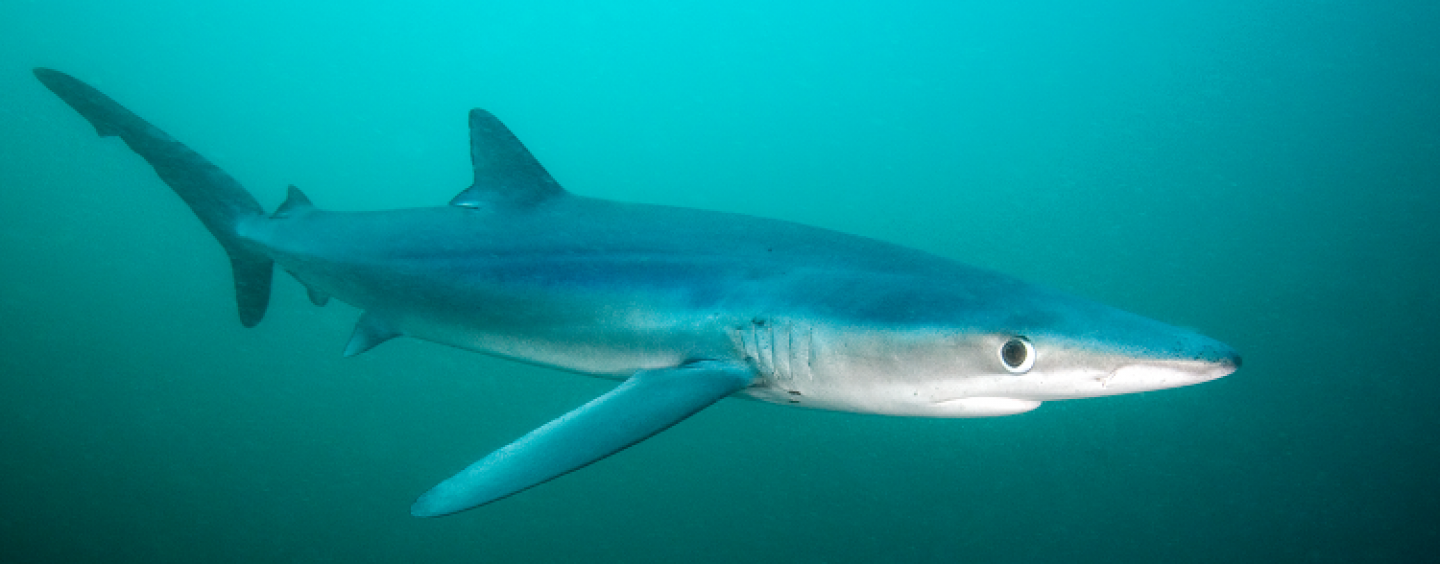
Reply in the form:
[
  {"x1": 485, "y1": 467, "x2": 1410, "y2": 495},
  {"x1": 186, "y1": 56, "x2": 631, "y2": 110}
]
[{"x1": 34, "y1": 68, "x2": 273, "y2": 327}]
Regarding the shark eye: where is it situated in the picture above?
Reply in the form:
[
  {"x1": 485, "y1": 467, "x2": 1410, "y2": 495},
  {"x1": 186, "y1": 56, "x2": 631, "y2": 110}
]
[{"x1": 999, "y1": 337, "x2": 1035, "y2": 373}]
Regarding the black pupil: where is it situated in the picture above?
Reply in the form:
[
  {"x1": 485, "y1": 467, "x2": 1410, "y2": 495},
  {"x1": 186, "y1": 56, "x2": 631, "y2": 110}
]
[{"x1": 1001, "y1": 339, "x2": 1028, "y2": 368}]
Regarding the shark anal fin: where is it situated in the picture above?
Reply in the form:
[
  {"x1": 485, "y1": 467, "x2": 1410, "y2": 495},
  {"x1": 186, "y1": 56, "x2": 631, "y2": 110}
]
[
  {"x1": 448, "y1": 109, "x2": 565, "y2": 210},
  {"x1": 411, "y1": 360, "x2": 755, "y2": 517},
  {"x1": 344, "y1": 312, "x2": 400, "y2": 357},
  {"x1": 284, "y1": 270, "x2": 331, "y2": 307},
  {"x1": 305, "y1": 286, "x2": 330, "y2": 307}
]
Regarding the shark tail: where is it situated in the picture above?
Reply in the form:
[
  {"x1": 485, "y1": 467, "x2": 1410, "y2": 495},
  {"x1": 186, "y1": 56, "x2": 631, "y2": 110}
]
[{"x1": 34, "y1": 68, "x2": 273, "y2": 327}]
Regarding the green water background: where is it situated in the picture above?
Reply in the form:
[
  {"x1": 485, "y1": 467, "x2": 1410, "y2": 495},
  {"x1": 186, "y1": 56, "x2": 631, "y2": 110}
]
[{"x1": 1, "y1": 0, "x2": 1436, "y2": 561}]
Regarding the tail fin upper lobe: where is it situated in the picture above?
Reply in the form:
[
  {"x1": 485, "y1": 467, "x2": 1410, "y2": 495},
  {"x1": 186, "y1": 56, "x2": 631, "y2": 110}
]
[{"x1": 33, "y1": 68, "x2": 273, "y2": 327}]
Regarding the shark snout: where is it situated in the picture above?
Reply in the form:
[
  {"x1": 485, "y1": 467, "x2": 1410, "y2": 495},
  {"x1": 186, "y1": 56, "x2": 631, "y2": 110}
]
[
  {"x1": 1167, "y1": 336, "x2": 1241, "y2": 384},
  {"x1": 1102, "y1": 332, "x2": 1240, "y2": 393},
  {"x1": 1142, "y1": 322, "x2": 1240, "y2": 375},
  {"x1": 1168, "y1": 333, "x2": 1241, "y2": 383},
  {"x1": 1198, "y1": 340, "x2": 1242, "y2": 371}
]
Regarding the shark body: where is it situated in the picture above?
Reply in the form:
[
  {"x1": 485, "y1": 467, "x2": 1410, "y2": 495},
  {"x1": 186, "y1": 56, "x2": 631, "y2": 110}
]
[{"x1": 33, "y1": 68, "x2": 1239, "y2": 517}]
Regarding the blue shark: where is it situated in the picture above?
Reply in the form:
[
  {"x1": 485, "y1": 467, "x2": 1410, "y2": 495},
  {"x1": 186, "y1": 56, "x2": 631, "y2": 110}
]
[{"x1": 33, "y1": 68, "x2": 1239, "y2": 517}]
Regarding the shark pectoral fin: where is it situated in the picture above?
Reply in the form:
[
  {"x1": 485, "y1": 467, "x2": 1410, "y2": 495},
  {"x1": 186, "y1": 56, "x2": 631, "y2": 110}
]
[{"x1": 411, "y1": 360, "x2": 755, "y2": 517}]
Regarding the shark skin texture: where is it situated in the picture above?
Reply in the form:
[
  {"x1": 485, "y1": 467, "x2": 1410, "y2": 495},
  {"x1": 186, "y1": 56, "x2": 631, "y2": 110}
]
[{"x1": 32, "y1": 68, "x2": 1240, "y2": 517}]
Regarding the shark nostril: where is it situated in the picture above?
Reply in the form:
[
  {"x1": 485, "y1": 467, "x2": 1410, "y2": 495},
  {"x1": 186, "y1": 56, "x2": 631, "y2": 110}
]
[
  {"x1": 1169, "y1": 341, "x2": 1240, "y2": 379},
  {"x1": 1191, "y1": 340, "x2": 1241, "y2": 369},
  {"x1": 1205, "y1": 345, "x2": 1241, "y2": 369}
]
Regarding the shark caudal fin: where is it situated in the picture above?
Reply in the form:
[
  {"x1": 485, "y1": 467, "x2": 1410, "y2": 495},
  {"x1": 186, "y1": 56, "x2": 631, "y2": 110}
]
[{"x1": 34, "y1": 68, "x2": 273, "y2": 327}]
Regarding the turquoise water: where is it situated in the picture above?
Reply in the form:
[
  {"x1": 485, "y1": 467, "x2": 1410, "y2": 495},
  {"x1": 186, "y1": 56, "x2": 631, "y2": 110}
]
[{"x1": 2, "y1": 0, "x2": 1436, "y2": 561}]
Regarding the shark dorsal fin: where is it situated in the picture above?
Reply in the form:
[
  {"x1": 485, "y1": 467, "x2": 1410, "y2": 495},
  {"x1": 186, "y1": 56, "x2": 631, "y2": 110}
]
[{"x1": 450, "y1": 109, "x2": 565, "y2": 210}]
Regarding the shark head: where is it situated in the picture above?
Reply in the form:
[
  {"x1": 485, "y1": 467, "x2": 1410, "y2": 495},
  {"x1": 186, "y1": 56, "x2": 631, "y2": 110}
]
[
  {"x1": 923, "y1": 299, "x2": 1241, "y2": 416},
  {"x1": 758, "y1": 276, "x2": 1240, "y2": 418}
]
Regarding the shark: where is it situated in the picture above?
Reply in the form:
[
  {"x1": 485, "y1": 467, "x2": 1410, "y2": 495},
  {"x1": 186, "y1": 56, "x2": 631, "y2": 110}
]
[{"x1": 32, "y1": 68, "x2": 1240, "y2": 517}]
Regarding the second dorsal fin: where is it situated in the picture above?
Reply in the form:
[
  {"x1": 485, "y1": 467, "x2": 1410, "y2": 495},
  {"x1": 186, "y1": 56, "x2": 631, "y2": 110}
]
[
  {"x1": 271, "y1": 185, "x2": 315, "y2": 218},
  {"x1": 449, "y1": 109, "x2": 565, "y2": 210}
]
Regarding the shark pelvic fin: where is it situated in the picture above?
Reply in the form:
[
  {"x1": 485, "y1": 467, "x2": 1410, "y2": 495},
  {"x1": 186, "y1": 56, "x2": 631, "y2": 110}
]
[
  {"x1": 411, "y1": 360, "x2": 755, "y2": 517},
  {"x1": 449, "y1": 109, "x2": 565, "y2": 210},
  {"x1": 344, "y1": 312, "x2": 401, "y2": 357}
]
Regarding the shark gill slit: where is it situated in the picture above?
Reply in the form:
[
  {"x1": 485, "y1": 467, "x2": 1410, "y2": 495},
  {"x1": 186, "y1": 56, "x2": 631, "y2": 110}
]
[
  {"x1": 732, "y1": 319, "x2": 812, "y2": 384},
  {"x1": 797, "y1": 324, "x2": 807, "y2": 379},
  {"x1": 754, "y1": 322, "x2": 773, "y2": 376},
  {"x1": 773, "y1": 322, "x2": 791, "y2": 380}
]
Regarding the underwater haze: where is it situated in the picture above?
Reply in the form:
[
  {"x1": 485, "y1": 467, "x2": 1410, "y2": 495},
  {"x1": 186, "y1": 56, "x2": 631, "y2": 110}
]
[{"x1": 2, "y1": 0, "x2": 1437, "y2": 562}]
